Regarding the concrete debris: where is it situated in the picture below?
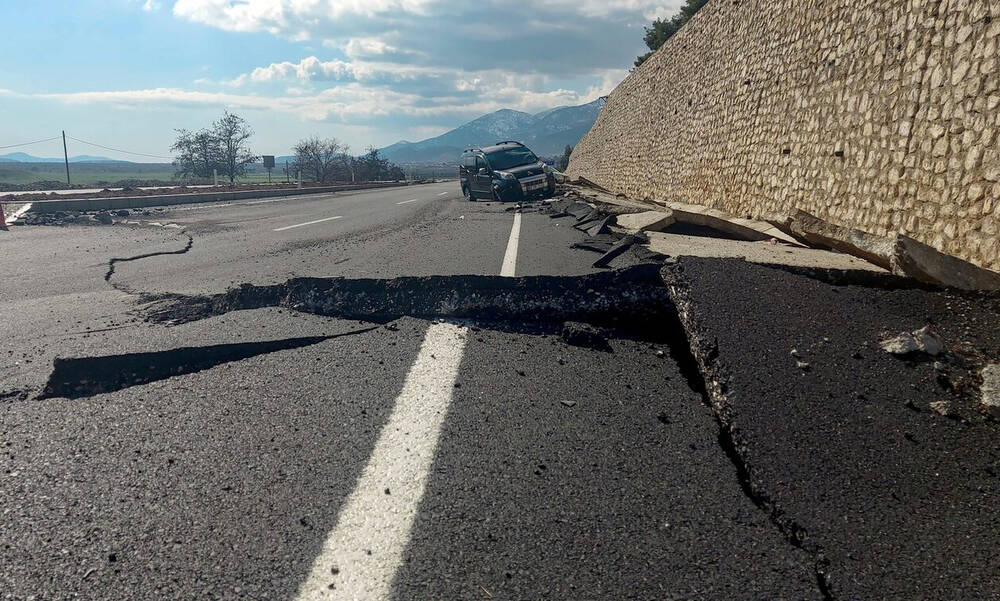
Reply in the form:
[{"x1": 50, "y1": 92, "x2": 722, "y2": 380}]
[
  {"x1": 616, "y1": 210, "x2": 676, "y2": 232},
  {"x1": 795, "y1": 360, "x2": 811, "y2": 371},
  {"x1": 560, "y1": 400, "x2": 577, "y2": 407},
  {"x1": 929, "y1": 401, "x2": 954, "y2": 417},
  {"x1": 95, "y1": 212, "x2": 113, "y2": 225},
  {"x1": 560, "y1": 321, "x2": 612, "y2": 352},
  {"x1": 891, "y1": 235, "x2": 1000, "y2": 291},
  {"x1": 980, "y1": 364, "x2": 1000, "y2": 417},
  {"x1": 642, "y1": 231, "x2": 886, "y2": 273},
  {"x1": 772, "y1": 210, "x2": 1000, "y2": 290},
  {"x1": 879, "y1": 326, "x2": 943, "y2": 357},
  {"x1": 771, "y1": 210, "x2": 894, "y2": 269}
]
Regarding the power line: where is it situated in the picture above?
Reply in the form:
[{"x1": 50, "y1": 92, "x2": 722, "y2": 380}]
[
  {"x1": 65, "y1": 135, "x2": 175, "y2": 160},
  {"x1": 0, "y1": 136, "x2": 61, "y2": 150}
]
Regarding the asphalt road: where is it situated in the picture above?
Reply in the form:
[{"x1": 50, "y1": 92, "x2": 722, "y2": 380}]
[{"x1": 4, "y1": 182, "x2": 991, "y2": 600}]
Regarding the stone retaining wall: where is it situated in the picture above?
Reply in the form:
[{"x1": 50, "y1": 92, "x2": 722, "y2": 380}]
[{"x1": 568, "y1": 0, "x2": 1000, "y2": 270}]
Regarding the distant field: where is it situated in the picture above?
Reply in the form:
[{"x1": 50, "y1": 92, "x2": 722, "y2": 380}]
[
  {"x1": 0, "y1": 162, "x2": 288, "y2": 189},
  {"x1": 0, "y1": 162, "x2": 180, "y2": 187},
  {"x1": 0, "y1": 161, "x2": 455, "y2": 191}
]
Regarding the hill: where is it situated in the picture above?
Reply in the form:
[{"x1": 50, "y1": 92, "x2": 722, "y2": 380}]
[
  {"x1": 0, "y1": 152, "x2": 130, "y2": 163},
  {"x1": 381, "y1": 98, "x2": 605, "y2": 164}
]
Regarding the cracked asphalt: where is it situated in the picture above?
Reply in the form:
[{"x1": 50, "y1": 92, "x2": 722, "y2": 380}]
[{"x1": 2, "y1": 183, "x2": 998, "y2": 600}]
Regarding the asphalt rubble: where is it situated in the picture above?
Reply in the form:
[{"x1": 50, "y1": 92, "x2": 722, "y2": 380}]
[{"x1": 16, "y1": 207, "x2": 160, "y2": 226}]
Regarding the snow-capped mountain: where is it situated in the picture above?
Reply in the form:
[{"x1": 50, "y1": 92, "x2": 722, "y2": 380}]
[{"x1": 382, "y1": 98, "x2": 604, "y2": 163}]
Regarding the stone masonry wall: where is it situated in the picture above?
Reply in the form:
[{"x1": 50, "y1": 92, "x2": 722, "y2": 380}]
[{"x1": 568, "y1": 0, "x2": 1000, "y2": 271}]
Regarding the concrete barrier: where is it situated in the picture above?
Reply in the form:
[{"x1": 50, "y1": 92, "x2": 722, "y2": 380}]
[{"x1": 23, "y1": 182, "x2": 411, "y2": 213}]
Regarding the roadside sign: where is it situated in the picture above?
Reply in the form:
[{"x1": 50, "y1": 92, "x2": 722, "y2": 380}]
[{"x1": 263, "y1": 155, "x2": 275, "y2": 183}]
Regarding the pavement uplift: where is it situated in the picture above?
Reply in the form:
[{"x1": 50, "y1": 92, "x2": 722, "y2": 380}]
[{"x1": 662, "y1": 256, "x2": 1000, "y2": 600}]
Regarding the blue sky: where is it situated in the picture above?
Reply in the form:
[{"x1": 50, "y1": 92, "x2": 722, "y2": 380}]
[{"x1": 0, "y1": 0, "x2": 682, "y2": 160}]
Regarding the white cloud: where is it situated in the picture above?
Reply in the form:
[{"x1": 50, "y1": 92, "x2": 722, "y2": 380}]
[
  {"x1": 142, "y1": 0, "x2": 161, "y2": 11},
  {"x1": 172, "y1": 0, "x2": 436, "y2": 36},
  {"x1": 31, "y1": 71, "x2": 613, "y2": 123}
]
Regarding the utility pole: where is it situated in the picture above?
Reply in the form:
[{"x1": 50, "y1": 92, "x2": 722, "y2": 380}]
[{"x1": 62, "y1": 130, "x2": 71, "y2": 185}]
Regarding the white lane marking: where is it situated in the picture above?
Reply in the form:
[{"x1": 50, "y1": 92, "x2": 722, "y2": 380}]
[
  {"x1": 4, "y1": 202, "x2": 33, "y2": 223},
  {"x1": 273, "y1": 216, "x2": 343, "y2": 231},
  {"x1": 500, "y1": 212, "x2": 522, "y2": 277},
  {"x1": 396, "y1": 198, "x2": 420, "y2": 205},
  {"x1": 437, "y1": 192, "x2": 447, "y2": 196},
  {"x1": 167, "y1": 202, "x2": 235, "y2": 211},
  {"x1": 246, "y1": 197, "x2": 304, "y2": 205},
  {"x1": 293, "y1": 322, "x2": 469, "y2": 600}
]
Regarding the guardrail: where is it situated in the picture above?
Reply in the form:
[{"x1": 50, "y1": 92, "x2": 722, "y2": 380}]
[{"x1": 22, "y1": 182, "x2": 412, "y2": 213}]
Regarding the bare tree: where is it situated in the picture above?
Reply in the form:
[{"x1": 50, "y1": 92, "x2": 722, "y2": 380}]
[
  {"x1": 214, "y1": 112, "x2": 258, "y2": 185},
  {"x1": 171, "y1": 128, "x2": 222, "y2": 180},
  {"x1": 293, "y1": 136, "x2": 345, "y2": 183},
  {"x1": 171, "y1": 112, "x2": 257, "y2": 184}
]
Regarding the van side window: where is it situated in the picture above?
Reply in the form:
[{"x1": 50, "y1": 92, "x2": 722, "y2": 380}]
[
  {"x1": 475, "y1": 156, "x2": 486, "y2": 170},
  {"x1": 462, "y1": 155, "x2": 475, "y2": 169}
]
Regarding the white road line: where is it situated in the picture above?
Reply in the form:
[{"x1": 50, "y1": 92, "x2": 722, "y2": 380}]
[
  {"x1": 246, "y1": 197, "x2": 302, "y2": 205},
  {"x1": 293, "y1": 322, "x2": 469, "y2": 600},
  {"x1": 500, "y1": 212, "x2": 522, "y2": 277},
  {"x1": 436, "y1": 191, "x2": 447, "y2": 196},
  {"x1": 293, "y1": 205, "x2": 520, "y2": 600},
  {"x1": 4, "y1": 202, "x2": 33, "y2": 223},
  {"x1": 273, "y1": 216, "x2": 343, "y2": 231},
  {"x1": 396, "y1": 198, "x2": 420, "y2": 205}
]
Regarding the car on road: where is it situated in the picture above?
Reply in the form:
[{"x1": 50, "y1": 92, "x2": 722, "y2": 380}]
[{"x1": 459, "y1": 141, "x2": 556, "y2": 202}]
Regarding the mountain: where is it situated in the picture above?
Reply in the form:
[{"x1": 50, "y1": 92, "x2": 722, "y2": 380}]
[
  {"x1": 0, "y1": 152, "x2": 131, "y2": 163},
  {"x1": 381, "y1": 98, "x2": 605, "y2": 164}
]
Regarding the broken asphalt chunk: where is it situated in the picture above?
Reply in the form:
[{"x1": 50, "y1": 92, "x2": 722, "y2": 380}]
[
  {"x1": 583, "y1": 216, "x2": 614, "y2": 237},
  {"x1": 593, "y1": 234, "x2": 647, "y2": 269}
]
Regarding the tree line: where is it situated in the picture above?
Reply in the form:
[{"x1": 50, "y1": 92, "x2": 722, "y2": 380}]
[
  {"x1": 171, "y1": 112, "x2": 405, "y2": 185},
  {"x1": 634, "y1": 0, "x2": 708, "y2": 67}
]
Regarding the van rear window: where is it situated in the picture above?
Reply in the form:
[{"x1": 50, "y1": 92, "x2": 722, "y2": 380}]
[{"x1": 486, "y1": 147, "x2": 538, "y2": 170}]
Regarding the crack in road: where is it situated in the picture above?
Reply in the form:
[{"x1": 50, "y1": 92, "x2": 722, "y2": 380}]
[
  {"x1": 664, "y1": 275, "x2": 838, "y2": 601},
  {"x1": 104, "y1": 233, "x2": 194, "y2": 283},
  {"x1": 90, "y1": 212, "x2": 889, "y2": 598}
]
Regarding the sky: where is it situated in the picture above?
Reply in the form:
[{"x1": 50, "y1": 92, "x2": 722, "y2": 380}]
[{"x1": 0, "y1": 0, "x2": 683, "y2": 160}]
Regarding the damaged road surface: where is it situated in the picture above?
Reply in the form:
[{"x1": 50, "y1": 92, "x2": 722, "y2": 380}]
[
  {"x1": 4, "y1": 182, "x2": 1000, "y2": 600},
  {"x1": 664, "y1": 257, "x2": 1000, "y2": 600}
]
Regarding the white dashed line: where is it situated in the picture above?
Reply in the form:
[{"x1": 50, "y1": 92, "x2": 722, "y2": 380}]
[
  {"x1": 272, "y1": 216, "x2": 343, "y2": 231},
  {"x1": 292, "y1": 322, "x2": 469, "y2": 600},
  {"x1": 500, "y1": 212, "x2": 522, "y2": 277},
  {"x1": 293, "y1": 205, "x2": 521, "y2": 600},
  {"x1": 437, "y1": 192, "x2": 447, "y2": 196},
  {"x1": 396, "y1": 198, "x2": 420, "y2": 205}
]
